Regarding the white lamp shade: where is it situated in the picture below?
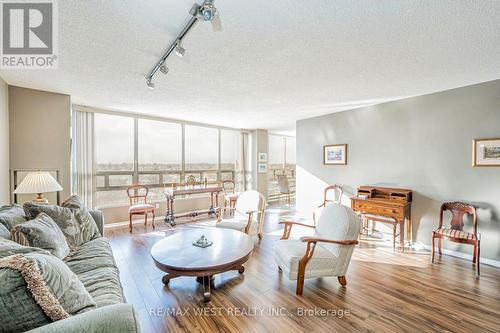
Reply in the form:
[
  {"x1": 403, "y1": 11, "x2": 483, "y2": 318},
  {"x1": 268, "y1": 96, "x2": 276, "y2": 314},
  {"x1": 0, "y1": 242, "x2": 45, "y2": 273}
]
[{"x1": 14, "y1": 171, "x2": 63, "y2": 194}]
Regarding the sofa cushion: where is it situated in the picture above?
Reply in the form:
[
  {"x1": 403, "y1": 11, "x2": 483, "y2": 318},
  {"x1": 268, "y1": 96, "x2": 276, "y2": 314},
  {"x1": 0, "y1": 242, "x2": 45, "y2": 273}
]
[
  {"x1": 0, "y1": 204, "x2": 27, "y2": 231},
  {"x1": 64, "y1": 238, "x2": 117, "y2": 275},
  {"x1": 11, "y1": 213, "x2": 71, "y2": 259},
  {"x1": 0, "y1": 252, "x2": 96, "y2": 332},
  {"x1": 24, "y1": 195, "x2": 100, "y2": 248},
  {"x1": 65, "y1": 237, "x2": 125, "y2": 307},
  {"x1": 0, "y1": 223, "x2": 10, "y2": 239}
]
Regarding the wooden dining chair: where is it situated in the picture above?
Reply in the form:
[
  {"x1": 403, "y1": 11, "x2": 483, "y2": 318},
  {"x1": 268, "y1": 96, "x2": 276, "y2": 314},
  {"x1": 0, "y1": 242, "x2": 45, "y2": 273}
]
[
  {"x1": 432, "y1": 202, "x2": 480, "y2": 275},
  {"x1": 313, "y1": 185, "x2": 343, "y2": 225},
  {"x1": 127, "y1": 185, "x2": 155, "y2": 233},
  {"x1": 222, "y1": 180, "x2": 240, "y2": 214}
]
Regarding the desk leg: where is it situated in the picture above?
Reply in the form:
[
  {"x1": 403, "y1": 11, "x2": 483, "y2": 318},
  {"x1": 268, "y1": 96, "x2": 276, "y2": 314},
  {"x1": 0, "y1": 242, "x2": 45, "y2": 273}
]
[
  {"x1": 165, "y1": 196, "x2": 176, "y2": 226},
  {"x1": 399, "y1": 220, "x2": 405, "y2": 252},
  {"x1": 406, "y1": 217, "x2": 412, "y2": 245}
]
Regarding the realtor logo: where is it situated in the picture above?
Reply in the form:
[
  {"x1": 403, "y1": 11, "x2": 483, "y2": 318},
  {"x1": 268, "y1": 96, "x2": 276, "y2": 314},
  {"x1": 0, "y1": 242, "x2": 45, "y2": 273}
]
[{"x1": 1, "y1": 0, "x2": 58, "y2": 68}]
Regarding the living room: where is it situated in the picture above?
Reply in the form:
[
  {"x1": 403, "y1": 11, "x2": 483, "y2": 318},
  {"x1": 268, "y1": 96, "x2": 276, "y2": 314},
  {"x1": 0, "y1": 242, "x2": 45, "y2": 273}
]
[{"x1": 1, "y1": 1, "x2": 500, "y2": 333}]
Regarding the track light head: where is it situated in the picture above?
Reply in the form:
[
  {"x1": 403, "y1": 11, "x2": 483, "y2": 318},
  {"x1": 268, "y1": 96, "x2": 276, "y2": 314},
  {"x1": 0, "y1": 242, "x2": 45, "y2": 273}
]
[
  {"x1": 146, "y1": 79, "x2": 154, "y2": 89},
  {"x1": 160, "y1": 64, "x2": 169, "y2": 74},
  {"x1": 200, "y1": 2, "x2": 217, "y2": 21},
  {"x1": 175, "y1": 41, "x2": 185, "y2": 58}
]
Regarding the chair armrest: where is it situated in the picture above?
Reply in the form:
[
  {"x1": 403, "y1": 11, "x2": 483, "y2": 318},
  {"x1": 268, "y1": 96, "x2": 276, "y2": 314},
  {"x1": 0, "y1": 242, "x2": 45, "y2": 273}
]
[
  {"x1": 89, "y1": 209, "x2": 104, "y2": 236},
  {"x1": 27, "y1": 304, "x2": 141, "y2": 333},
  {"x1": 279, "y1": 220, "x2": 315, "y2": 240},
  {"x1": 300, "y1": 237, "x2": 358, "y2": 245},
  {"x1": 279, "y1": 220, "x2": 316, "y2": 228}
]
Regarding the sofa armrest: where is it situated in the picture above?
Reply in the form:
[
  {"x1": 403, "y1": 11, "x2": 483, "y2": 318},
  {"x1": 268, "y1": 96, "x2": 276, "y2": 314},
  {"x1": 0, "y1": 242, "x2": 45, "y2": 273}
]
[
  {"x1": 89, "y1": 209, "x2": 104, "y2": 236},
  {"x1": 27, "y1": 304, "x2": 141, "y2": 333}
]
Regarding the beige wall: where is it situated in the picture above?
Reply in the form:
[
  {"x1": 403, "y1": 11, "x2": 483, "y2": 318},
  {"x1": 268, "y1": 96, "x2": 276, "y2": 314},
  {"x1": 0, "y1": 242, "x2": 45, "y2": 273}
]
[
  {"x1": 0, "y1": 77, "x2": 8, "y2": 205},
  {"x1": 251, "y1": 129, "x2": 269, "y2": 199},
  {"x1": 9, "y1": 86, "x2": 71, "y2": 201}
]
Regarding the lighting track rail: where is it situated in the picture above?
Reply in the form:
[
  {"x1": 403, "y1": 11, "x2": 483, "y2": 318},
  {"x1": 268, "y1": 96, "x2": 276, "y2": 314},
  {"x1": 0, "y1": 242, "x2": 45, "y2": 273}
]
[{"x1": 146, "y1": 0, "x2": 221, "y2": 89}]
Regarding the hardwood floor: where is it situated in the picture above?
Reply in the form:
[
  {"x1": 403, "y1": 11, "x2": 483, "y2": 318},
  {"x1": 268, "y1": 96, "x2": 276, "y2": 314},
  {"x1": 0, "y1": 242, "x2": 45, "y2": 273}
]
[{"x1": 106, "y1": 206, "x2": 500, "y2": 333}]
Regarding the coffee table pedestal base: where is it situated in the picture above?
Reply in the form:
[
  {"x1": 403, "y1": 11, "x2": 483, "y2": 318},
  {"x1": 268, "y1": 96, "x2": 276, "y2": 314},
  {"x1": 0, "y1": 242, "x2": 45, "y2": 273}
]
[{"x1": 161, "y1": 265, "x2": 246, "y2": 302}]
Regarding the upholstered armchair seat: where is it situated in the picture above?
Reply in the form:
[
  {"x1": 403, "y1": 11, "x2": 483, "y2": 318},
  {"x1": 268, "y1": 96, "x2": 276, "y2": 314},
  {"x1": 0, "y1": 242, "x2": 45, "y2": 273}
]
[
  {"x1": 275, "y1": 203, "x2": 360, "y2": 295},
  {"x1": 275, "y1": 239, "x2": 337, "y2": 280},
  {"x1": 216, "y1": 217, "x2": 259, "y2": 234},
  {"x1": 216, "y1": 190, "x2": 266, "y2": 239}
]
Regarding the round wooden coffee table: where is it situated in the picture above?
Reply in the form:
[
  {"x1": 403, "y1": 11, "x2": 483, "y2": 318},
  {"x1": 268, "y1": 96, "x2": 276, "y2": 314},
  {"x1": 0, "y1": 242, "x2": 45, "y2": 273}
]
[{"x1": 151, "y1": 227, "x2": 254, "y2": 302}]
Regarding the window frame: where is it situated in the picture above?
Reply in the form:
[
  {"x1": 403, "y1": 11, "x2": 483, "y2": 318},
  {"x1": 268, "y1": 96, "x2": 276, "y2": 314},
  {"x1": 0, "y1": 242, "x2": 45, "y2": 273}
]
[{"x1": 94, "y1": 114, "x2": 240, "y2": 208}]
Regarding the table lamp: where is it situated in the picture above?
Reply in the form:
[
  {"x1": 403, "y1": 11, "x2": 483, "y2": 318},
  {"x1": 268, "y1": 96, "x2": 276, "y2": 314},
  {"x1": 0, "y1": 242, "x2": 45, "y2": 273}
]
[{"x1": 13, "y1": 171, "x2": 63, "y2": 204}]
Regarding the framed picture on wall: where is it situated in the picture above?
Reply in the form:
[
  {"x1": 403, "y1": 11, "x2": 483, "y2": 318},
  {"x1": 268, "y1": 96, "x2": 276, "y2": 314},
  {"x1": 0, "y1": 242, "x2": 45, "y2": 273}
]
[
  {"x1": 258, "y1": 153, "x2": 268, "y2": 162},
  {"x1": 258, "y1": 163, "x2": 268, "y2": 173},
  {"x1": 324, "y1": 144, "x2": 347, "y2": 165},
  {"x1": 473, "y1": 137, "x2": 500, "y2": 167}
]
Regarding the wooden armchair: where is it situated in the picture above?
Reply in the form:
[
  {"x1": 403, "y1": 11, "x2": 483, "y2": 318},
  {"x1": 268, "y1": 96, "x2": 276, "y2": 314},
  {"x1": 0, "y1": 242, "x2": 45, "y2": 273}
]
[
  {"x1": 275, "y1": 204, "x2": 360, "y2": 295},
  {"x1": 126, "y1": 185, "x2": 155, "y2": 233},
  {"x1": 432, "y1": 202, "x2": 480, "y2": 275},
  {"x1": 216, "y1": 190, "x2": 266, "y2": 239},
  {"x1": 221, "y1": 180, "x2": 240, "y2": 214},
  {"x1": 313, "y1": 185, "x2": 343, "y2": 224}
]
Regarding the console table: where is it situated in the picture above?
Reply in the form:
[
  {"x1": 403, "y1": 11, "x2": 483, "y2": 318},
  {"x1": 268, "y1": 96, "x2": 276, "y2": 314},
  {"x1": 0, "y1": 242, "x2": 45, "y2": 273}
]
[{"x1": 164, "y1": 185, "x2": 223, "y2": 226}]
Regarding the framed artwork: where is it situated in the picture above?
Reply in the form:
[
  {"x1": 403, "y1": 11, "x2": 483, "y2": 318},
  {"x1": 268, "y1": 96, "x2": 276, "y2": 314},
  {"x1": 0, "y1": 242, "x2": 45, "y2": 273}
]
[
  {"x1": 323, "y1": 144, "x2": 347, "y2": 165},
  {"x1": 473, "y1": 137, "x2": 500, "y2": 167},
  {"x1": 258, "y1": 153, "x2": 268, "y2": 163},
  {"x1": 258, "y1": 163, "x2": 268, "y2": 173}
]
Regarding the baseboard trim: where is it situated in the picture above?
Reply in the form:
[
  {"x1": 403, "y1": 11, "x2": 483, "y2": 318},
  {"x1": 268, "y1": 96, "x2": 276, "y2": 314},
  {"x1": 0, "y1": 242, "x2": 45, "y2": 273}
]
[
  {"x1": 420, "y1": 243, "x2": 500, "y2": 268},
  {"x1": 104, "y1": 217, "x2": 166, "y2": 229}
]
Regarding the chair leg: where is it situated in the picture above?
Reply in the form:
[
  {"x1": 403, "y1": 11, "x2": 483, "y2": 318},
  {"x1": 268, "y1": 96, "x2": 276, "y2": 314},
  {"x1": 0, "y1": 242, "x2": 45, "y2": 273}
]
[
  {"x1": 296, "y1": 265, "x2": 306, "y2": 295},
  {"x1": 258, "y1": 232, "x2": 263, "y2": 240},
  {"x1": 476, "y1": 242, "x2": 480, "y2": 276},
  {"x1": 144, "y1": 213, "x2": 148, "y2": 226},
  {"x1": 338, "y1": 276, "x2": 347, "y2": 286},
  {"x1": 438, "y1": 238, "x2": 442, "y2": 255},
  {"x1": 152, "y1": 211, "x2": 156, "y2": 229},
  {"x1": 431, "y1": 235, "x2": 435, "y2": 263},
  {"x1": 473, "y1": 245, "x2": 477, "y2": 263},
  {"x1": 129, "y1": 213, "x2": 133, "y2": 233}
]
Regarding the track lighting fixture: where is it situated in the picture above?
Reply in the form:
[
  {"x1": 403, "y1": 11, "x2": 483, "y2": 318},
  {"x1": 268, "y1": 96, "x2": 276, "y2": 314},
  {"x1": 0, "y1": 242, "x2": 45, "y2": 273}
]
[
  {"x1": 160, "y1": 64, "x2": 169, "y2": 74},
  {"x1": 145, "y1": 0, "x2": 221, "y2": 88},
  {"x1": 175, "y1": 41, "x2": 185, "y2": 58}
]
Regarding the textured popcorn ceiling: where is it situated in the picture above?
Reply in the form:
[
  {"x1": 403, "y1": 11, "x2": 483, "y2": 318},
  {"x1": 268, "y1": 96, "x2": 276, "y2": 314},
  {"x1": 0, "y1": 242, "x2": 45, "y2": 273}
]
[{"x1": 1, "y1": 0, "x2": 500, "y2": 133}]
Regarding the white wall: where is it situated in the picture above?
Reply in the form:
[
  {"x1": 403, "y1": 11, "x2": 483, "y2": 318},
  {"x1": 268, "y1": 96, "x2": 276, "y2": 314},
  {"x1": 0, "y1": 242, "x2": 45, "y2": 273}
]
[
  {"x1": 296, "y1": 79, "x2": 500, "y2": 262},
  {"x1": 0, "y1": 77, "x2": 9, "y2": 205}
]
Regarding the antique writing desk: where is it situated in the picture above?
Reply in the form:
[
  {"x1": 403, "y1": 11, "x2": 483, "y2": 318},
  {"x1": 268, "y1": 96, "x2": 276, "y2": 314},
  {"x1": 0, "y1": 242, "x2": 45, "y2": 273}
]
[
  {"x1": 351, "y1": 186, "x2": 412, "y2": 250},
  {"x1": 164, "y1": 184, "x2": 222, "y2": 226}
]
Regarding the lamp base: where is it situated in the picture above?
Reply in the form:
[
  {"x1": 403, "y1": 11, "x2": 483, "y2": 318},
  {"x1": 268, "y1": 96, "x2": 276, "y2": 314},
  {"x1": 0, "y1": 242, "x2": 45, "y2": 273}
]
[{"x1": 33, "y1": 194, "x2": 49, "y2": 204}]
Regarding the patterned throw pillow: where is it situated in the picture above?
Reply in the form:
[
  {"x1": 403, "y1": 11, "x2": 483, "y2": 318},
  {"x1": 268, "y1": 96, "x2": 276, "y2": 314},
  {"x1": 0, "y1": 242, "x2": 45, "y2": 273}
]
[
  {"x1": 0, "y1": 252, "x2": 96, "y2": 332},
  {"x1": 0, "y1": 204, "x2": 27, "y2": 231},
  {"x1": 24, "y1": 195, "x2": 100, "y2": 248},
  {"x1": 11, "y1": 213, "x2": 71, "y2": 259}
]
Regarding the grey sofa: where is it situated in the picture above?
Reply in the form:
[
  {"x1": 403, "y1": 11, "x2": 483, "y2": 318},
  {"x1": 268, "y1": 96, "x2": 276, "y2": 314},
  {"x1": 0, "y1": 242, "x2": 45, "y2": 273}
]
[{"x1": 0, "y1": 209, "x2": 141, "y2": 333}]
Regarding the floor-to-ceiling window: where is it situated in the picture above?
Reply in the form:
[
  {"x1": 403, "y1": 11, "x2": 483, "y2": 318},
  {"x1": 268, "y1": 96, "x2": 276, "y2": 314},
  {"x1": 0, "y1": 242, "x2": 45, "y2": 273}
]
[
  {"x1": 268, "y1": 134, "x2": 296, "y2": 203},
  {"x1": 94, "y1": 112, "x2": 244, "y2": 208}
]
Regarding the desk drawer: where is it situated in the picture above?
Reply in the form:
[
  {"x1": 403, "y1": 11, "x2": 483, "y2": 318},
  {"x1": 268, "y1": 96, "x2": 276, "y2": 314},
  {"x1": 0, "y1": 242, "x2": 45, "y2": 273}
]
[{"x1": 353, "y1": 201, "x2": 403, "y2": 220}]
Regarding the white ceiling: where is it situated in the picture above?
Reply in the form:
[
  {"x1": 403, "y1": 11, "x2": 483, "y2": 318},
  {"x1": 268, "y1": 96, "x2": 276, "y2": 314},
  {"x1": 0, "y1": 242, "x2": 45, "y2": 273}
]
[{"x1": 1, "y1": 0, "x2": 500, "y2": 133}]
